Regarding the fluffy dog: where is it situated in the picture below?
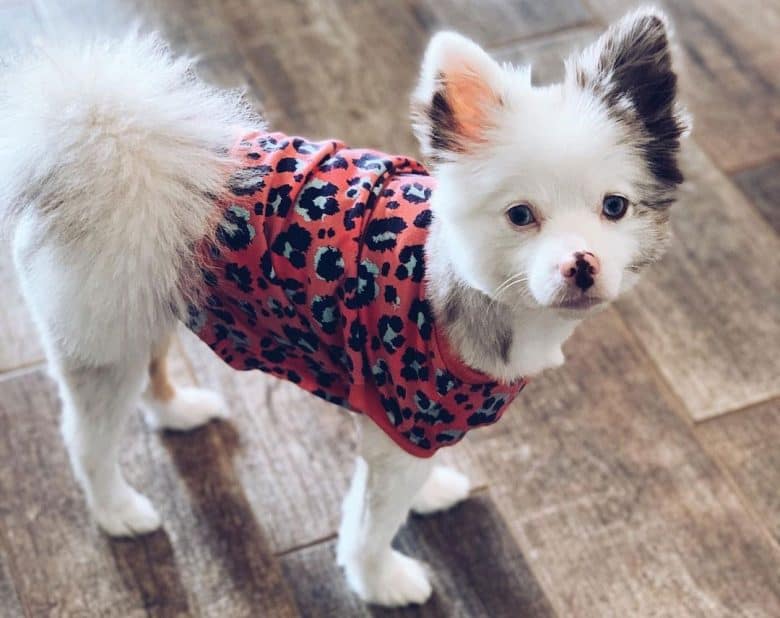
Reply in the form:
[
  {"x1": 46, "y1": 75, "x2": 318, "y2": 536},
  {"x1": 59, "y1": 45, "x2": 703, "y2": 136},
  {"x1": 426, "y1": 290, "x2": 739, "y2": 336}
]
[{"x1": 0, "y1": 7, "x2": 687, "y2": 607}]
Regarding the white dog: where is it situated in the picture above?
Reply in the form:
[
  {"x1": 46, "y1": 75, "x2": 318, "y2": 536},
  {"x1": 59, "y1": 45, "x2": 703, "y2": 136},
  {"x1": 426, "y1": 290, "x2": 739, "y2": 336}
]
[{"x1": 0, "y1": 7, "x2": 687, "y2": 607}]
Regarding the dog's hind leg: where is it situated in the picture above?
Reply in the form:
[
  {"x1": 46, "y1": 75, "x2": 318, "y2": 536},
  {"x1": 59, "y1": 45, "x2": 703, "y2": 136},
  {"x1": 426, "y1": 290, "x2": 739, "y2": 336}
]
[
  {"x1": 337, "y1": 415, "x2": 435, "y2": 606},
  {"x1": 140, "y1": 335, "x2": 227, "y2": 431},
  {"x1": 55, "y1": 354, "x2": 163, "y2": 537},
  {"x1": 411, "y1": 464, "x2": 471, "y2": 515},
  {"x1": 12, "y1": 216, "x2": 165, "y2": 537}
]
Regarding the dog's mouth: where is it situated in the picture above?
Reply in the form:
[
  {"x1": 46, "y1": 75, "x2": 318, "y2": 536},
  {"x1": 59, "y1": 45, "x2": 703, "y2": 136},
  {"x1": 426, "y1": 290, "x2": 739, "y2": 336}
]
[{"x1": 552, "y1": 296, "x2": 606, "y2": 311}]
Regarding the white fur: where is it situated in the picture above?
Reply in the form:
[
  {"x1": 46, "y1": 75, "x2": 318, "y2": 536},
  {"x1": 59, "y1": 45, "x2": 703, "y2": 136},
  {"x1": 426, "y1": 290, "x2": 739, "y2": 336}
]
[
  {"x1": 141, "y1": 386, "x2": 228, "y2": 431},
  {"x1": 412, "y1": 465, "x2": 471, "y2": 514},
  {"x1": 337, "y1": 415, "x2": 435, "y2": 606},
  {"x1": 414, "y1": 21, "x2": 681, "y2": 380},
  {"x1": 0, "y1": 11, "x2": 683, "y2": 607},
  {"x1": 421, "y1": 47, "x2": 646, "y2": 310}
]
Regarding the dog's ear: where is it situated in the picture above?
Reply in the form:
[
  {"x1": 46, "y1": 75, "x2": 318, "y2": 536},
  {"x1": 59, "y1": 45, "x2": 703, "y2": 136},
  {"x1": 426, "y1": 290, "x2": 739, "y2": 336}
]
[
  {"x1": 566, "y1": 7, "x2": 690, "y2": 186},
  {"x1": 411, "y1": 32, "x2": 505, "y2": 163}
]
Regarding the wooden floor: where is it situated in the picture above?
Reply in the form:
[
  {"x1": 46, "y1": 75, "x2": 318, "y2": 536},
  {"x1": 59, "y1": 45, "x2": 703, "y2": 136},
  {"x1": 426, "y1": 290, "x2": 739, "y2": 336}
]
[{"x1": 1, "y1": 1, "x2": 778, "y2": 616}]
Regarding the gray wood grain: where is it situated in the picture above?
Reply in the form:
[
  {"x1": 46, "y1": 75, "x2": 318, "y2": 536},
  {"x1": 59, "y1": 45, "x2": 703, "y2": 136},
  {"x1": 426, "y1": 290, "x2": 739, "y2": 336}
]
[
  {"x1": 0, "y1": 539, "x2": 24, "y2": 618},
  {"x1": 697, "y1": 398, "x2": 780, "y2": 544},
  {"x1": 733, "y1": 160, "x2": 780, "y2": 234},
  {"x1": 403, "y1": 0, "x2": 592, "y2": 46},
  {"x1": 0, "y1": 366, "x2": 301, "y2": 618},
  {"x1": 617, "y1": 144, "x2": 780, "y2": 419},
  {"x1": 281, "y1": 493, "x2": 556, "y2": 618},
  {"x1": 465, "y1": 308, "x2": 780, "y2": 616}
]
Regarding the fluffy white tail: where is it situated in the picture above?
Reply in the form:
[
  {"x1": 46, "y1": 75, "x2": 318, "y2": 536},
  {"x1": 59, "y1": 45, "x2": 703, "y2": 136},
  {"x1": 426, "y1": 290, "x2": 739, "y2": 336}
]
[{"x1": 0, "y1": 32, "x2": 262, "y2": 363}]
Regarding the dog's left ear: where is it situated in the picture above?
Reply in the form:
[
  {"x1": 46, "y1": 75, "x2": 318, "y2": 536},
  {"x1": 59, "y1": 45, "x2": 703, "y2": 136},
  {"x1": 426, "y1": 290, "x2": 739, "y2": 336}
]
[
  {"x1": 411, "y1": 32, "x2": 505, "y2": 163},
  {"x1": 567, "y1": 7, "x2": 690, "y2": 187}
]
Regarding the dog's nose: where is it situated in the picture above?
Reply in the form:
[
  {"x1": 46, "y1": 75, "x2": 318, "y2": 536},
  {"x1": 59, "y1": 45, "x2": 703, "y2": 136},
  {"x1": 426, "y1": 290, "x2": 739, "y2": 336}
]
[{"x1": 559, "y1": 251, "x2": 600, "y2": 291}]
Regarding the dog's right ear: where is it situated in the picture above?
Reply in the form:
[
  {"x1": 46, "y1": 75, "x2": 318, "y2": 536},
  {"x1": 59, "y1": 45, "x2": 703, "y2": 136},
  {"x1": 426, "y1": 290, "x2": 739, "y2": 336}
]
[{"x1": 411, "y1": 32, "x2": 505, "y2": 163}]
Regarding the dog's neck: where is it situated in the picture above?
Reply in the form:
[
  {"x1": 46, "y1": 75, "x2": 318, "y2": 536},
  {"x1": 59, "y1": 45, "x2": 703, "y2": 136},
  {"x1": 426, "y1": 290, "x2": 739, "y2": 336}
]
[{"x1": 424, "y1": 217, "x2": 580, "y2": 382}]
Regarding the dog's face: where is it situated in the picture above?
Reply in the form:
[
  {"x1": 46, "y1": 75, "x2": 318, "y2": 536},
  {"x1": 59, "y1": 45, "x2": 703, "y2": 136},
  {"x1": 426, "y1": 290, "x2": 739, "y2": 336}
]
[{"x1": 413, "y1": 9, "x2": 688, "y2": 315}]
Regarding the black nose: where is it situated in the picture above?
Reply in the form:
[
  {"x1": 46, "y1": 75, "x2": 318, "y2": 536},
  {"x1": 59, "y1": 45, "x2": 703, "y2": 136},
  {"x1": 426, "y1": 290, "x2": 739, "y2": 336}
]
[{"x1": 573, "y1": 253, "x2": 595, "y2": 291}]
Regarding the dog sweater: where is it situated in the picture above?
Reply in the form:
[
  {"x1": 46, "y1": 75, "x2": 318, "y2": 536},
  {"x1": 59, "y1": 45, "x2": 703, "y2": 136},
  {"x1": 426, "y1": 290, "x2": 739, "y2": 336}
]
[{"x1": 187, "y1": 131, "x2": 527, "y2": 457}]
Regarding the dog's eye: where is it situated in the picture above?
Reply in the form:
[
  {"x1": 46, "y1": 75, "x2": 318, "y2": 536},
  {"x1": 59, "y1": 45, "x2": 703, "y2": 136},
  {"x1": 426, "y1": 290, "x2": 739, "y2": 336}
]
[
  {"x1": 602, "y1": 195, "x2": 629, "y2": 220},
  {"x1": 506, "y1": 204, "x2": 536, "y2": 227}
]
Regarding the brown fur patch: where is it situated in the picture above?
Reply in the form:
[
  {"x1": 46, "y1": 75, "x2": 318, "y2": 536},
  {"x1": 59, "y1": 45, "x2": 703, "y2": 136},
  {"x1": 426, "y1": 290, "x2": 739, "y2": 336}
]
[{"x1": 148, "y1": 337, "x2": 175, "y2": 402}]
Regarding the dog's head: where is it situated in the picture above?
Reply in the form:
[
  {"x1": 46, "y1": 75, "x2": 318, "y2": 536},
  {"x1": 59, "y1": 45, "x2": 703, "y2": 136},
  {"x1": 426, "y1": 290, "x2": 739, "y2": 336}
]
[{"x1": 412, "y1": 8, "x2": 689, "y2": 314}]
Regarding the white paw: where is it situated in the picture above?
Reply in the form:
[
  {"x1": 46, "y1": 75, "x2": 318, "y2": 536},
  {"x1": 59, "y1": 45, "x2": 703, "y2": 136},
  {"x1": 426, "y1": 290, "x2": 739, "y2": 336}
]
[
  {"x1": 142, "y1": 387, "x2": 227, "y2": 431},
  {"x1": 91, "y1": 485, "x2": 162, "y2": 537},
  {"x1": 344, "y1": 550, "x2": 432, "y2": 607},
  {"x1": 411, "y1": 466, "x2": 470, "y2": 515}
]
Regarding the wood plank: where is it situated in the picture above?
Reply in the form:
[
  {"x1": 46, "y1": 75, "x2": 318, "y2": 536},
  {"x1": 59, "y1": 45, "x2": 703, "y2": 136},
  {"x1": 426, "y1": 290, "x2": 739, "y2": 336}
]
[
  {"x1": 497, "y1": 28, "x2": 780, "y2": 420},
  {"x1": 129, "y1": 0, "x2": 269, "y2": 103},
  {"x1": 465, "y1": 308, "x2": 780, "y2": 617},
  {"x1": 27, "y1": 0, "x2": 271, "y2": 116},
  {"x1": 192, "y1": 0, "x2": 591, "y2": 154},
  {"x1": 0, "y1": 365, "x2": 301, "y2": 617},
  {"x1": 0, "y1": 537, "x2": 24, "y2": 618},
  {"x1": 616, "y1": 143, "x2": 780, "y2": 419},
  {"x1": 280, "y1": 492, "x2": 556, "y2": 618},
  {"x1": 733, "y1": 160, "x2": 780, "y2": 234},
  {"x1": 494, "y1": 25, "x2": 599, "y2": 84},
  {"x1": 697, "y1": 399, "x2": 780, "y2": 544},
  {"x1": 403, "y1": 0, "x2": 592, "y2": 46},
  {"x1": 587, "y1": 0, "x2": 780, "y2": 172}
]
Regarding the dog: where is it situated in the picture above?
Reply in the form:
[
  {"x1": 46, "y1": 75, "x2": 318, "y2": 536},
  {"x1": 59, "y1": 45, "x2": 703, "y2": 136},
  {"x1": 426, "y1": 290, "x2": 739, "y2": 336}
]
[{"x1": 0, "y1": 7, "x2": 688, "y2": 607}]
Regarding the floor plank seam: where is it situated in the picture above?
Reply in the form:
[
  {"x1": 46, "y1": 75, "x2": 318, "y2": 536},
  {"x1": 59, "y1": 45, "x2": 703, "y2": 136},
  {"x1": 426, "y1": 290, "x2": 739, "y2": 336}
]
[
  {"x1": 694, "y1": 395, "x2": 780, "y2": 427},
  {"x1": 0, "y1": 360, "x2": 47, "y2": 383},
  {"x1": 271, "y1": 485, "x2": 492, "y2": 558},
  {"x1": 610, "y1": 318, "x2": 780, "y2": 557},
  {"x1": 483, "y1": 485, "x2": 566, "y2": 618},
  {"x1": 693, "y1": 424, "x2": 780, "y2": 557},
  {"x1": 727, "y1": 154, "x2": 780, "y2": 176},
  {"x1": 486, "y1": 18, "x2": 600, "y2": 53},
  {"x1": 612, "y1": 310, "x2": 698, "y2": 429},
  {"x1": 729, "y1": 169, "x2": 780, "y2": 235},
  {"x1": 609, "y1": 309, "x2": 780, "y2": 555},
  {"x1": 274, "y1": 533, "x2": 338, "y2": 558}
]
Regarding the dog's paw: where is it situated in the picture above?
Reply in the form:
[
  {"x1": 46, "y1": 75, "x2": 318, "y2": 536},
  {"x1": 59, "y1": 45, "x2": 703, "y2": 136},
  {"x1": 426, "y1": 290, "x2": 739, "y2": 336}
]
[
  {"x1": 142, "y1": 387, "x2": 227, "y2": 431},
  {"x1": 411, "y1": 466, "x2": 470, "y2": 515},
  {"x1": 343, "y1": 550, "x2": 432, "y2": 607},
  {"x1": 91, "y1": 485, "x2": 162, "y2": 537}
]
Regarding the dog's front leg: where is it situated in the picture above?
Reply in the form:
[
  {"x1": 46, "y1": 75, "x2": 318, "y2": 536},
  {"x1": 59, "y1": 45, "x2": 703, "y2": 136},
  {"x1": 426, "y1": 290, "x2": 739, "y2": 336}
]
[{"x1": 337, "y1": 415, "x2": 435, "y2": 607}]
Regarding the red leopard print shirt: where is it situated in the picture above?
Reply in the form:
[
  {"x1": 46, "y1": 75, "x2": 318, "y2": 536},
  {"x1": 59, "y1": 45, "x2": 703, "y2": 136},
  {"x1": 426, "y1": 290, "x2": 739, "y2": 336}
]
[{"x1": 187, "y1": 131, "x2": 527, "y2": 457}]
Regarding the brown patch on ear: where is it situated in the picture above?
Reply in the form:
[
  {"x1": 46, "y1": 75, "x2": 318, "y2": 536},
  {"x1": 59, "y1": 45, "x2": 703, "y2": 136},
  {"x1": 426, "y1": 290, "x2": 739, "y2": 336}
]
[
  {"x1": 444, "y1": 69, "x2": 502, "y2": 143},
  {"x1": 417, "y1": 68, "x2": 502, "y2": 162}
]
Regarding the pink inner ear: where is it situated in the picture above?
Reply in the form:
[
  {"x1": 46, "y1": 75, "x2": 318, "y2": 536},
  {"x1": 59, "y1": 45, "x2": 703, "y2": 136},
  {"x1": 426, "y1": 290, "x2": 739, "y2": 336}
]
[{"x1": 445, "y1": 67, "x2": 500, "y2": 143}]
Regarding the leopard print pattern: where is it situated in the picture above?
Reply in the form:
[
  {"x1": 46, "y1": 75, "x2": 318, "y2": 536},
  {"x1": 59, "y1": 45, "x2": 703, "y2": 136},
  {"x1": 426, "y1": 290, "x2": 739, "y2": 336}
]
[{"x1": 187, "y1": 131, "x2": 527, "y2": 456}]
